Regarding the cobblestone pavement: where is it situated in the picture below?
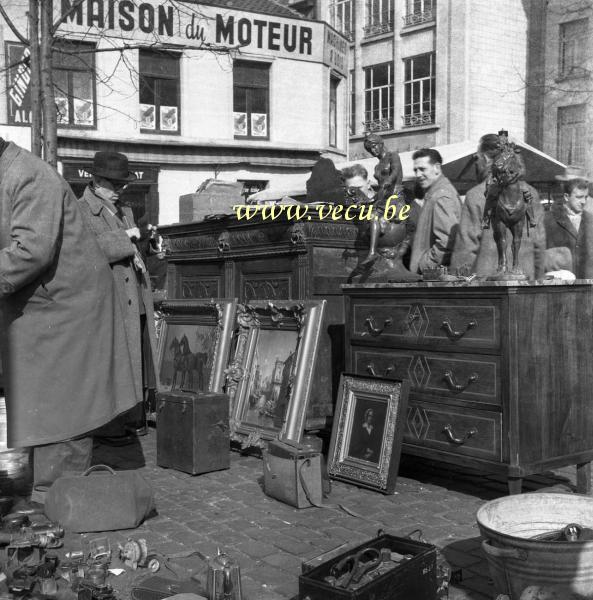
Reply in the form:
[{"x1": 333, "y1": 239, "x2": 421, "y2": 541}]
[{"x1": 53, "y1": 429, "x2": 578, "y2": 600}]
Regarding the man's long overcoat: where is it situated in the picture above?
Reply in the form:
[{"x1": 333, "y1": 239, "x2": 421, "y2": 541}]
[
  {"x1": 77, "y1": 187, "x2": 159, "y2": 401},
  {"x1": 0, "y1": 143, "x2": 137, "y2": 447}
]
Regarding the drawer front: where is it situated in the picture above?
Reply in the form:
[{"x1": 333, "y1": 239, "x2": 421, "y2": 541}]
[
  {"x1": 351, "y1": 348, "x2": 500, "y2": 405},
  {"x1": 404, "y1": 401, "x2": 502, "y2": 461},
  {"x1": 350, "y1": 298, "x2": 501, "y2": 349}
]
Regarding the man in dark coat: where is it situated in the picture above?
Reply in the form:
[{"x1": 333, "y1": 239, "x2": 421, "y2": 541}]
[
  {"x1": 77, "y1": 152, "x2": 159, "y2": 437},
  {"x1": 0, "y1": 141, "x2": 137, "y2": 494},
  {"x1": 450, "y1": 135, "x2": 546, "y2": 279},
  {"x1": 410, "y1": 148, "x2": 462, "y2": 273}
]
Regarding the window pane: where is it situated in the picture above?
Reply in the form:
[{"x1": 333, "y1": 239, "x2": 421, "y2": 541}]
[
  {"x1": 413, "y1": 54, "x2": 431, "y2": 78},
  {"x1": 52, "y1": 42, "x2": 95, "y2": 70},
  {"x1": 140, "y1": 50, "x2": 179, "y2": 78},
  {"x1": 373, "y1": 63, "x2": 389, "y2": 86},
  {"x1": 234, "y1": 86, "x2": 247, "y2": 112},
  {"x1": 159, "y1": 78, "x2": 179, "y2": 106},
  {"x1": 72, "y1": 71, "x2": 92, "y2": 99},
  {"x1": 234, "y1": 61, "x2": 269, "y2": 87},
  {"x1": 53, "y1": 70, "x2": 69, "y2": 98},
  {"x1": 250, "y1": 87, "x2": 268, "y2": 113},
  {"x1": 404, "y1": 83, "x2": 411, "y2": 105},
  {"x1": 139, "y1": 76, "x2": 156, "y2": 104},
  {"x1": 404, "y1": 59, "x2": 411, "y2": 81}
]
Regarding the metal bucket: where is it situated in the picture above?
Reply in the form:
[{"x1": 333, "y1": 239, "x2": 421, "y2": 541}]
[
  {"x1": 477, "y1": 493, "x2": 593, "y2": 599},
  {"x1": 0, "y1": 397, "x2": 32, "y2": 498}
]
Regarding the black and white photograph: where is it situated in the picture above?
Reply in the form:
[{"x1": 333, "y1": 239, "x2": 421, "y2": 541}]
[{"x1": 1, "y1": 0, "x2": 593, "y2": 598}]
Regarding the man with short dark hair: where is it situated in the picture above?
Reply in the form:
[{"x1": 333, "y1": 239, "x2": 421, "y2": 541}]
[{"x1": 409, "y1": 148, "x2": 461, "y2": 273}]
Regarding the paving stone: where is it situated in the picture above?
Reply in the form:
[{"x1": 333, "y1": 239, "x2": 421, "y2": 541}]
[{"x1": 237, "y1": 539, "x2": 278, "y2": 559}]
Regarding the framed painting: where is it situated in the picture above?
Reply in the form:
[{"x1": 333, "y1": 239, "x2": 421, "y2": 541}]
[
  {"x1": 225, "y1": 300, "x2": 326, "y2": 449},
  {"x1": 327, "y1": 375, "x2": 409, "y2": 494},
  {"x1": 156, "y1": 299, "x2": 237, "y2": 394}
]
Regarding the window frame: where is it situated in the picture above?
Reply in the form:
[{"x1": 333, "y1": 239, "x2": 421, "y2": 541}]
[
  {"x1": 403, "y1": 52, "x2": 435, "y2": 128},
  {"x1": 557, "y1": 104, "x2": 587, "y2": 167},
  {"x1": 52, "y1": 40, "x2": 97, "y2": 130},
  {"x1": 558, "y1": 18, "x2": 589, "y2": 79},
  {"x1": 403, "y1": 0, "x2": 435, "y2": 27},
  {"x1": 363, "y1": 61, "x2": 394, "y2": 132},
  {"x1": 364, "y1": 0, "x2": 394, "y2": 37},
  {"x1": 233, "y1": 60, "x2": 271, "y2": 141},
  {"x1": 329, "y1": 0, "x2": 354, "y2": 41},
  {"x1": 349, "y1": 69, "x2": 356, "y2": 136},
  {"x1": 329, "y1": 76, "x2": 340, "y2": 147},
  {"x1": 139, "y1": 49, "x2": 181, "y2": 136}
]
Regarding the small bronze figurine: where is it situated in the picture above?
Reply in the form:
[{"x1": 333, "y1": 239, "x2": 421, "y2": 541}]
[{"x1": 361, "y1": 132, "x2": 405, "y2": 265}]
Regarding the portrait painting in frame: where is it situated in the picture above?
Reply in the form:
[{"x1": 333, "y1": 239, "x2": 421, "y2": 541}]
[
  {"x1": 226, "y1": 300, "x2": 326, "y2": 449},
  {"x1": 327, "y1": 374, "x2": 409, "y2": 494},
  {"x1": 156, "y1": 299, "x2": 237, "y2": 394}
]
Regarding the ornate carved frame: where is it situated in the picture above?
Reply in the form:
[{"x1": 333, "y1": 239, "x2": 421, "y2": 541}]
[
  {"x1": 327, "y1": 375, "x2": 409, "y2": 494},
  {"x1": 226, "y1": 300, "x2": 326, "y2": 449},
  {"x1": 156, "y1": 299, "x2": 237, "y2": 394}
]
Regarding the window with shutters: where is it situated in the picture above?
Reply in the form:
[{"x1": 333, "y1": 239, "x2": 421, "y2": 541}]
[
  {"x1": 139, "y1": 50, "x2": 180, "y2": 134},
  {"x1": 233, "y1": 61, "x2": 270, "y2": 140},
  {"x1": 53, "y1": 41, "x2": 96, "y2": 128}
]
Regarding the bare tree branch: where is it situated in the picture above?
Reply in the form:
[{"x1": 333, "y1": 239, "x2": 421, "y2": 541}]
[
  {"x1": 0, "y1": 1, "x2": 29, "y2": 45},
  {"x1": 51, "y1": 0, "x2": 86, "y2": 35}
]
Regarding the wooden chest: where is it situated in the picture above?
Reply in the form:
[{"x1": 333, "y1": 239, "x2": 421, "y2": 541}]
[
  {"x1": 156, "y1": 391, "x2": 230, "y2": 475},
  {"x1": 343, "y1": 281, "x2": 593, "y2": 494}
]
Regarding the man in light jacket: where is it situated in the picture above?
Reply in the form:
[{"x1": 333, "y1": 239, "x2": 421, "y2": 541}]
[
  {"x1": 0, "y1": 140, "x2": 137, "y2": 500},
  {"x1": 409, "y1": 148, "x2": 462, "y2": 274}
]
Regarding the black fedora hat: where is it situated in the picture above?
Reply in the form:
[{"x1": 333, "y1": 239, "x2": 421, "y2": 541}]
[{"x1": 88, "y1": 151, "x2": 137, "y2": 182}]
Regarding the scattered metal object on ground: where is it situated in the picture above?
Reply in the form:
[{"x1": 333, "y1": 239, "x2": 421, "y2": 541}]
[{"x1": 118, "y1": 538, "x2": 160, "y2": 572}]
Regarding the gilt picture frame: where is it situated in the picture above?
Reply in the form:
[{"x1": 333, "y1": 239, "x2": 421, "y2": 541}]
[
  {"x1": 327, "y1": 374, "x2": 409, "y2": 494},
  {"x1": 226, "y1": 300, "x2": 326, "y2": 449},
  {"x1": 156, "y1": 299, "x2": 237, "y2": 394}
]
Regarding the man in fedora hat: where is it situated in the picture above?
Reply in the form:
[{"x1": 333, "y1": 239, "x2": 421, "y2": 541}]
[
  {"x1": 77, "y1": 151, "x2": 159, "y2": 441},
  {"x1": 0, "y1": 139, "x2": 137, "y2": 503},
  {"x1": 543, "y1": 166, "x2": 593, "y2": 277}
]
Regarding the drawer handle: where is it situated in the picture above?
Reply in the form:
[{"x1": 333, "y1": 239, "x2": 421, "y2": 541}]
[
  {"x1": 366, "y1": 363, "x2": 397, "y2": 377},
  {"x1": 443, "y1": 370, "x2": 478, "y2": 392},
  {"x1": 441, "y1": 318, "x2": 477, "y2": 341},
  {"x1": 362, "y1": 316, "x2": 393, "y2": 336},
  {"x1": 443, "y1": 424, "x2": 478, "y2": 445}
]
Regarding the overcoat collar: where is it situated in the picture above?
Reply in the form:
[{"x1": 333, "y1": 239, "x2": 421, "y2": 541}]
[
  {"x1": 0, "y1": 142, "x2": 22, "y2": 176},
  {"x1": 83, "y1": 185, "x2": 121, "y2": 218},
  {"x1": 551, "y1": 203, "x2": 578, "y2": 240}
]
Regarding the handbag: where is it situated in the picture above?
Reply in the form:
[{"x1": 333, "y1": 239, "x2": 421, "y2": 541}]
[{"x1": 44, "y1": 465, "x2": 154, "y2": 533}]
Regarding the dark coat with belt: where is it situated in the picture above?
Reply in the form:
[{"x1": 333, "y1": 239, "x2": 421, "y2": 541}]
[
  {"x1": 450, "y1": 180, "x2": 546, "y2": 279},
  {"x1": 409, "y1": 175, "x2": 461, "y2": 273},
  {"x1": 0, "y1": 143, "x2": 137, "y2": 447},
  {"x1": 77, "y1": 187, "x2": 158, "y2": 401},
  {"x1": 543, "y1": 203, "x2": 593, "y2": 277}
]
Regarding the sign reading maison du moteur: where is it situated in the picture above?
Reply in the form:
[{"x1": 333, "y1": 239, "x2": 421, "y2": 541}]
[{"x1": 57, "y1": 0, "x2": 348, "y2": 75}]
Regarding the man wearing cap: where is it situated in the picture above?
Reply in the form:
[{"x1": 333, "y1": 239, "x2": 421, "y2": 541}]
[
  {"x1": 0, "y1": 139, "x2": 137, "y2": 501},
  {"x1": 450, "y1": 134, "x2": 546, "y2": 279},
  {"x1": 77, "y1": 152, "x2": 159, "y2": 439},
  {"x1": 543, "y1": 167, "x2": 593, "y2": 278}
]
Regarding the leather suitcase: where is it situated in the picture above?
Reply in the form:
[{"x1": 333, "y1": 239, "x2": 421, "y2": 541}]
[
  {"x1": 263, "y1": 439, "x2": 323, "y2": 509},
  {"x1": 156, "y1": 391, "x2": 230, "y2": 475}
]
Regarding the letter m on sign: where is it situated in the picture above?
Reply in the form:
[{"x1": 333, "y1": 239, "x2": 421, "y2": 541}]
[{"x1": 61, "y1": 0, "x2": 84, "y2": 24}]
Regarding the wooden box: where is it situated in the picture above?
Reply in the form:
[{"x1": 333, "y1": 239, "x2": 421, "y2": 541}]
[
  {"x1": 299, "y1": 531, "x2": 437, "y2": 600},
  {"x1": 156, "y1": 390, "x2": 230, "y2": 475}
]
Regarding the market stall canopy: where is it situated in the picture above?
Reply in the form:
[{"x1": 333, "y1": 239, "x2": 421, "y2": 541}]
[{"x1": 248, "y1": 138, "x2": 566, "y2": 202}]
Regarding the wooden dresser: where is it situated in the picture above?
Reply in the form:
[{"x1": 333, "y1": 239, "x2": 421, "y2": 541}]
[{"x1": 343, "y1": 281, "x2": 593, "y2": 494}]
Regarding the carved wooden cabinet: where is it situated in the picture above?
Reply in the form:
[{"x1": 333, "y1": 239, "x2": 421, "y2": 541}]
[
  {"x1": 159, "y1": 215, "x2": 366, "y2": 427},
  {"x1": 343, "y1": 281, "x2": 593, "y2": 494}
]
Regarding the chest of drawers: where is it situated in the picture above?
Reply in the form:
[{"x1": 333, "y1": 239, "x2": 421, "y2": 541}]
[{"x1": 343, "y1": 281, "x2": 593, "y2": 494}]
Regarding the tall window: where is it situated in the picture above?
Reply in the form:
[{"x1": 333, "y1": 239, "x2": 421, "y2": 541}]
[
  {"x1": 329, "y1": 0, "x2": 354, "y2": 40},
  {"x1": 558, "y1": 104, "x2": 586, "y2": 166},
  {"x1": 329, "y1": 76, "x2": 339, "y2": 147},
  {"x1": 349, "y1": 69, "x2": 356, "y2": 135},
  {"x1": 559, "y1": 19, "x2": 588, "y2": 78},
  {"x1": 233, "y1": 61, "x2": 270, "y2": 139},
  {"x1": 364, "y1": 0, "x2": 394, "y2": 37},
  {"x1": 139, "y1": 50, "x2": 180, "y2": 133},
  {"x1": 364, "y1": 62, "x2": 393, "y2": 131},
  {"x1": 403, "y1": 0, "x2": 435, "y2": 27},
  {"x1": 53, "y1": 41, "x2": 96, "y2": 128},
  {"x1": 403, "y1": 53, "x2": 435, "y2": 127}
]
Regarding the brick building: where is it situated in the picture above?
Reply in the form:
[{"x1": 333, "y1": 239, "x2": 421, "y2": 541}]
[{"x1": 0, "y1": 0, "x2": 349, "y2": 224}]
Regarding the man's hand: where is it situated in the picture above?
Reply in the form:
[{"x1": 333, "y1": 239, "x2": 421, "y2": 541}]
[{"x1": 126, "y1": 227, "x2": 141, "y2": 241}]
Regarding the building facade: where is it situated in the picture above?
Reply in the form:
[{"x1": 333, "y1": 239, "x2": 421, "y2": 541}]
[
  {"x1": 0, "y1": 0, "x2": 349, "y2": 225},
  {"x1": 526, "y1": 0, "x2": 593, "y2": 178},
  {"x1": 297, "y1": 0, "x2": 534, "y2": 162}
]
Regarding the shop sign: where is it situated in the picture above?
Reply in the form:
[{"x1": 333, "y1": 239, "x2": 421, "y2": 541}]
[
  {"x1": 57, "y1": 0, "x2": 347, "y2": 63},
  {"x1": 6, "y1": 42, "x2": 32, "y2": 126},
  {"x1": 323, "y1": 25, "x2": 348, "y2": 77},
  {"x1": 62, "y1": 163, "x2": 158, "y2": 183}
]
